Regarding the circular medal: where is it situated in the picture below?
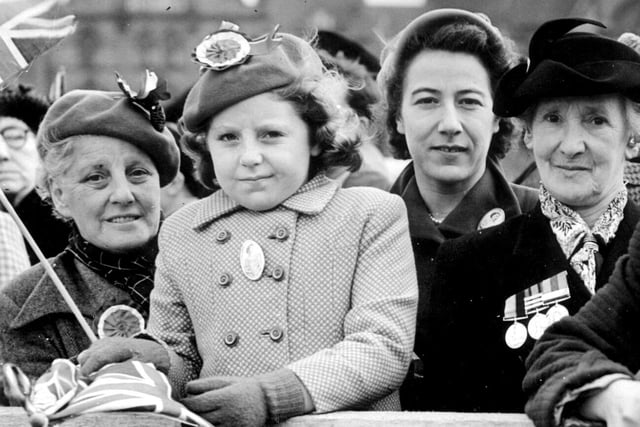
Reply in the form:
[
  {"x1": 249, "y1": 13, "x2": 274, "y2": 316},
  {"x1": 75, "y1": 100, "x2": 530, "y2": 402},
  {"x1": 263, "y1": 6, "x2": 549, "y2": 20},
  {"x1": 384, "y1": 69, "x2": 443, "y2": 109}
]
[
  {"x1": 546, "y1": 304, "x2": 570, "y2": 323},
  {"x1": 505, "y1": 321, "x2": 527, "y2": 349},
  {"x1": 477, "y1": 208, "x2": 506, "y2": 230},
  {"x1": 97, "y1": 305, "x2": 145, "y2": 339},
  {"x1": 527, "y1": 312, "x2": 550, "y2": 340},
  {"x1": 240, "y1": 240, "x2": 265, "y2": 281}
]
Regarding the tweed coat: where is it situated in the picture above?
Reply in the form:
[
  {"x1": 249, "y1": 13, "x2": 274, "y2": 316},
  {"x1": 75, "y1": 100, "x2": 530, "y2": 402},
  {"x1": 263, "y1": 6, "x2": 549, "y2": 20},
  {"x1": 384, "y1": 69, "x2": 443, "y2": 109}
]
[
  {"x1": 148, "y1": 174, "x2": 418, "y2": 413},
  {"x1": 524, "y1": 221, "x2": 640, "y2": 427},
  {"x1": 416, "y1": 201, "x2": 640, "y2": 413},
  {"x1": 0, "y1": 251, "x2": 139, "y2": 379}
]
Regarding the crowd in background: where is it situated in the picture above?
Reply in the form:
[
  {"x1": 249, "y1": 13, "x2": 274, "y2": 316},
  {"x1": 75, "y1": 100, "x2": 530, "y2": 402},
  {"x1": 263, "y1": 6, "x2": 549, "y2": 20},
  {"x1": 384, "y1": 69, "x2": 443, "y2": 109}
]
[{"x1": 2, "y1": 6, "x2": 640, "y2": 427}]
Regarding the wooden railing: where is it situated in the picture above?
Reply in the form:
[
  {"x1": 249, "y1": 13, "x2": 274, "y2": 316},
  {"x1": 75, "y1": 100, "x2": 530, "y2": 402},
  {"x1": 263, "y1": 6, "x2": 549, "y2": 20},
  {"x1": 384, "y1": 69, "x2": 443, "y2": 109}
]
[{"x1": 0, "y1": 407, "x2": 535, "y2": 426}]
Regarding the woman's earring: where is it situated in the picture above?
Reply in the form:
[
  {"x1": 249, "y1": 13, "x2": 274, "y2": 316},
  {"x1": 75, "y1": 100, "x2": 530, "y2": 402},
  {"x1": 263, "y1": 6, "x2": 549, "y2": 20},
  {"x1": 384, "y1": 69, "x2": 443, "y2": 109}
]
[{"x1": 629, "y1": 136, "x2": 638, "y2": 148}]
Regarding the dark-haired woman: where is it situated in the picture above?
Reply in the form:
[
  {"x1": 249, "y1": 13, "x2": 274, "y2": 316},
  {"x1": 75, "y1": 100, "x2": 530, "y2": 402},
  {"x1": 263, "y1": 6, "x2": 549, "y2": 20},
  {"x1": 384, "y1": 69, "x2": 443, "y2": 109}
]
[{"x1": 375, "y1": 7, "x2": 537, "y2": 409}]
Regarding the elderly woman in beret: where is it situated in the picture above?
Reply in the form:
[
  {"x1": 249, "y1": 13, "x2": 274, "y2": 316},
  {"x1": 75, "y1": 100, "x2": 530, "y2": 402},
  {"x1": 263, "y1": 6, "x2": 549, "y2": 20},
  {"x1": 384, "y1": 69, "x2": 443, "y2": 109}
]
[
  {"x1": 375, "y1": 7, "x2": 538, "y2": 409},
  {"x1": 77, "y1": 23, "x2": 418, "y2": 427},
  {"x1": 0, "y1": 73, "x2": 179, "y2": 381},
  {"x1": 420, "y1": 18, "x2": 640, "y2": 413}
]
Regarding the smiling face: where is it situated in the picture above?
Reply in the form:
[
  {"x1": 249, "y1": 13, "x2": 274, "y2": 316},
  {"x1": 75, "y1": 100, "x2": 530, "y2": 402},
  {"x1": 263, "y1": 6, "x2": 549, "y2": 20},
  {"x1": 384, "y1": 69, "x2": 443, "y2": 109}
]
[
  {"x1": 51, "y1": 136, "x2": 161, "y2": 253},
  {"x1": 396, "y1": 50, "x2": 499, "y2": 192},
  {"x1": 528, "y1": 94, "x2": 631, "y2": 212},
  {"x1": 206, "y1": 92, "x2": 319, "y2": 211},
  {"x1": 0, "y1": 116, "x2": 39, "y2": 199}
]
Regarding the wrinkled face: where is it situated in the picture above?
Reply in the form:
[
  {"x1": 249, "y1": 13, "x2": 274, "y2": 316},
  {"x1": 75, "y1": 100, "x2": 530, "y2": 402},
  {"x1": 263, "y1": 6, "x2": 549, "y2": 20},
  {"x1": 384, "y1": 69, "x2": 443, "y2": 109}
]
[
  {"x1": 397, "y1": 50, "x2": 499, "y2": 191},
  {"x1": 206, "y1": 92, "x2": 319, "y2": 211},
  {"x1": 51, "y1": 136, "x2": 161, "y2": 253},
  {"x1": 528, "y1": 94, "x2": 631, "y2": 210},
  {"x1": 0, "y1": 117, "x2": 38, "y2": 198}
]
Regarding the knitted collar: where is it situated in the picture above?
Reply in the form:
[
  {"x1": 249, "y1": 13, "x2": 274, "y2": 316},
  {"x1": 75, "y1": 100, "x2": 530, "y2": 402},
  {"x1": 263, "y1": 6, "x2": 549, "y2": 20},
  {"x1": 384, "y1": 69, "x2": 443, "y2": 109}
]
[{"x1": 65, "y1": 227, "x2": 157, "y2": 319}]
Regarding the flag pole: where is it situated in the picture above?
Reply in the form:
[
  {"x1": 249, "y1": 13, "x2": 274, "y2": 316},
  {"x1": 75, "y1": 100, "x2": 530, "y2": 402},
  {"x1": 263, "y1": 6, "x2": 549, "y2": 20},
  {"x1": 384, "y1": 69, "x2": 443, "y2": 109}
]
[{"x1": 0, "y1": 190, "x2": 97, "y2": 343}]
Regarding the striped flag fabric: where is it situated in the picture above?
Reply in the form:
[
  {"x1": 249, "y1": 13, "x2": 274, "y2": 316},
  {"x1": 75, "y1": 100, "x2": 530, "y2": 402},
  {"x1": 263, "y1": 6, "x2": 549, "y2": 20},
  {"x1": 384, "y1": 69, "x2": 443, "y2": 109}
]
[
  {"x1": 30, "y1": 359, "x2": 212, "y2": 427},
  {"x1": 0, "y1": 0, "x2": 76, "y2": 85}
]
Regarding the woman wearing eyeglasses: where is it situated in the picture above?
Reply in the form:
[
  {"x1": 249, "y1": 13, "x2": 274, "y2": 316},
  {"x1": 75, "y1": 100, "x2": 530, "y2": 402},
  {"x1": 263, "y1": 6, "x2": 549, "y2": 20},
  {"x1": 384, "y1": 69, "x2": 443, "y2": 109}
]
[{"x1": 0, "y1": 85, "x2": 70, "y2": 264}]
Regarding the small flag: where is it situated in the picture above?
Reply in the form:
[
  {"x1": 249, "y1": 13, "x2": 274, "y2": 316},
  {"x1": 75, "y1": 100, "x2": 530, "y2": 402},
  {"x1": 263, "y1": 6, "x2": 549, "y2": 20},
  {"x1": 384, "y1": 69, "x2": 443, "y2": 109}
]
[{"x1": 0, "y1": 0, "x2": 77, "y2": 85}]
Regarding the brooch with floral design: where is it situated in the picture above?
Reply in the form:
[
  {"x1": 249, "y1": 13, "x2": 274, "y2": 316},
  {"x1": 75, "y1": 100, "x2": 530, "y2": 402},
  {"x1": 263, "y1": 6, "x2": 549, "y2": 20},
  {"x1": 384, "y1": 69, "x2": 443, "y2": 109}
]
[
  {"x1": 192, "y1": 21, "x2": 282, "y2": 71},
  {"x1": 115, "y1": 69, "x2": 170, "y2": 132}
]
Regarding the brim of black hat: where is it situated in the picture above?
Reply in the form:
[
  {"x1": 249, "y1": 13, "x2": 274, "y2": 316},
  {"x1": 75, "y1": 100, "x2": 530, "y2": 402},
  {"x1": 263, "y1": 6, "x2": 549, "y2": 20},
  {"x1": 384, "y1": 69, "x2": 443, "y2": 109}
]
[
  {"x1": 494, "y1": 59, "x2": 640, "y2": 116},
  {"x1": 316, "y1": 30, "x2": 380, "y2": 74}
]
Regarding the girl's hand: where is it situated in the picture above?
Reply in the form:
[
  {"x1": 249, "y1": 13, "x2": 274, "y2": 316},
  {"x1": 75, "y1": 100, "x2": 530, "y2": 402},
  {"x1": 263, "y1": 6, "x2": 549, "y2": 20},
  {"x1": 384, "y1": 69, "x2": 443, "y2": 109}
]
[
  {"x1": 77, "y1": 337, "x2": 169, "y2": 377},
  {"x1": 182, "y1": 376, "x2": 267, "y2": 427},
  {"x1": 579, "y1": 379, "x2": 640, "y2": 427}
]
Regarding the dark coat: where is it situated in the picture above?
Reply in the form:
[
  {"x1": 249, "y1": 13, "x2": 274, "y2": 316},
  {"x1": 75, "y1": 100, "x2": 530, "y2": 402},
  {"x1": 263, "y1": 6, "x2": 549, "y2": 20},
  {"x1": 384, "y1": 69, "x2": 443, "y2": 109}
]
[
  {"x1": 415, "y1": 201, "x2": 640, "y2": 413},
  {"x1": 0, "y1": 251, "x2": 138, "y2": 379},
  {"x1": 392, "y1": 159, "x2": 537, "y2": 409},
  {"x1": 14, "y1": 189, "x2": 71, "y2": 265},
  {"x1": 524, "y1": 219, "x2": 640, "y2": 427}
]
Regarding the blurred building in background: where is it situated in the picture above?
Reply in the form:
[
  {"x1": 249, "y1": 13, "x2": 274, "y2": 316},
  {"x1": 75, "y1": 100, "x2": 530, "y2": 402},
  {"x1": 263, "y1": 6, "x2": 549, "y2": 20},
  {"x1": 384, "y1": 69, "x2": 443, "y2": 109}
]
[{"x1": 16, "y1": 0, "x2": 640, "y2": 98}]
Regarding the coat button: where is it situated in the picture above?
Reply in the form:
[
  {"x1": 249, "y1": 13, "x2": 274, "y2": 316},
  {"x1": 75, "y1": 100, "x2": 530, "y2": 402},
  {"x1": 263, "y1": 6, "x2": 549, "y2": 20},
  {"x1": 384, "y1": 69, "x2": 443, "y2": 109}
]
[
  {"x1": 215, "y1": 230, "x2": 231, "y2": 243},
  {"x1": 269, "y1": 326, "x2": 284, "y2": 342},
  {"x1": 223, "y1": 331, "x2": 239, "y2": 347},
  {"x1": 274, "y1": 227, "x2": 289, "y2": 241},
  {"x1": 217, "y1": 272, "x2": 232, "y2": 287},
  {"x1": 272, "y1": 266, "x2": 285, "y2": 281}
]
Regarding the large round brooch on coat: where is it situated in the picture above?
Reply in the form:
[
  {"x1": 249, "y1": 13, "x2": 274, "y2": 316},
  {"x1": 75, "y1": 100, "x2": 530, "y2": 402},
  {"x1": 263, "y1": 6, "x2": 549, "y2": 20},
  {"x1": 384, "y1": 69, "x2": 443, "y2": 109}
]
[
  {"x1": 192, "y1": 30, "x2": 251, "y2": 71},
  {"x1": 97, "y1": 305, "x2": 145, "y2": 339}
]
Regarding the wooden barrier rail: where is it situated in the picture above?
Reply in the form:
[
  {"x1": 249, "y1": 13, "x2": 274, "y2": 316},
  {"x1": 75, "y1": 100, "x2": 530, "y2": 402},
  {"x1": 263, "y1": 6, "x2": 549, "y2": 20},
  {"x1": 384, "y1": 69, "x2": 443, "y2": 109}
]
[{"x1": 0, "y1": 407, "x2": 535, "y2": 426}]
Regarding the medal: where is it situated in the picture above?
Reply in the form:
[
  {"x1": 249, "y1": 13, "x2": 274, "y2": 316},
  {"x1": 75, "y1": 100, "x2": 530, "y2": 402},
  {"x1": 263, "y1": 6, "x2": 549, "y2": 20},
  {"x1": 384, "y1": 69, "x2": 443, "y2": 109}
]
[
  {"x1": 97, "y1": 305, "x2": 145, "y2": 338},
  {"x1": 505, "y1": 321, "x2": 527, "y2": 349},
  {"x1": 477, "y1": 208, "x2": 505, "y2": 230},
  {"x1": 240, "y1": 240, "x2": 265, "y2": 280},
  {"x1": 527, "y1": 312, "x2": 550, "y2": 340},
  {"x1": 546, "y1": 304, "x2": 569, "y2": 323}
]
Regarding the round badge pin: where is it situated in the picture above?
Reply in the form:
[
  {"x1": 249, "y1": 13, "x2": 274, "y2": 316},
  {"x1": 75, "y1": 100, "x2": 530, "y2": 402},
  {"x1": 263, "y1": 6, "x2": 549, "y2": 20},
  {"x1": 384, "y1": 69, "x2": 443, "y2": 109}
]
[
  {"x1": 97, "y1": 305, "x2": 145, "y2": 339},
  {"x1": 546, "y1": 304, "x2": 570, "y2": 323},
  {"x1": 240, "y1": 240, "x2": 265, "y2": 281},
  {"x1": 478, "y1": 208, "x2": 506, "y2": 230},
  {"x1": 505, "y1": 321, "x2": 528, "y2": 349},
  {"x1": 527, "y1": 312, "x2": 550, "y2": 340}
]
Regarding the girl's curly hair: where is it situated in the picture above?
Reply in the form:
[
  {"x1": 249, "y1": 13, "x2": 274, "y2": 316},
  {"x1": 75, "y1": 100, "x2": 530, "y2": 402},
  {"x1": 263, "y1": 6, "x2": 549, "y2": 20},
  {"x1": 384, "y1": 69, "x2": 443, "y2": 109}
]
[{"x1": 182, "y1": 70, "x2": 364, "y2": 190}]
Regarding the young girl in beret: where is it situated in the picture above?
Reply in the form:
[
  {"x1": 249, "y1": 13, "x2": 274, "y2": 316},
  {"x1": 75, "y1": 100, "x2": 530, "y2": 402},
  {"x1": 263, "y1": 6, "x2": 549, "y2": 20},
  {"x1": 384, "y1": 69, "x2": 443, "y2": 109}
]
[{"x1": 78, "y1": 23, "x2": 418, "y2": 426}]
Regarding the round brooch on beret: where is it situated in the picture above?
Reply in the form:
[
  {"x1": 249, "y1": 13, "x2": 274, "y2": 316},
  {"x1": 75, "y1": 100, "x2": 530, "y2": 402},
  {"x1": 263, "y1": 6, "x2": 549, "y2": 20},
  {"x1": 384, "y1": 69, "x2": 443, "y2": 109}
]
[{"x1": 191, "y1": 21, "x2": 282, "y2": 71}]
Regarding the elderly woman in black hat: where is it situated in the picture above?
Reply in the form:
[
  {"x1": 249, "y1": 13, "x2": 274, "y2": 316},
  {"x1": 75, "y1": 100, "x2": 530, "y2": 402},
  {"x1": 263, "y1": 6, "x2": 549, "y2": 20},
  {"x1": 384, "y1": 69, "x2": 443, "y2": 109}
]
[
  {"x1": 375, "y1": 7, "x2": 538, "y2": 410},
  {"x1": 419, "y1": 18, "x2": 640, "y2": 413},
  {"x1": 0, "y1": 85, "x2": 70, "y2": 264},
  {"x1": 0, "y1": 73, "x2": 179, "y2": 381}
]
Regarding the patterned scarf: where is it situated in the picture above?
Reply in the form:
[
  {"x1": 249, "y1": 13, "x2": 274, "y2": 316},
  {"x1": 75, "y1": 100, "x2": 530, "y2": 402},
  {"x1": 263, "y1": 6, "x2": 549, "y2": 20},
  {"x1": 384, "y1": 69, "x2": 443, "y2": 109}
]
[
  {"x1": 540, "y1": 185, "x2": 627, "y2": 294},
  {"x1": 65, "y1": 227, "x2": 157, "y2": 319}
]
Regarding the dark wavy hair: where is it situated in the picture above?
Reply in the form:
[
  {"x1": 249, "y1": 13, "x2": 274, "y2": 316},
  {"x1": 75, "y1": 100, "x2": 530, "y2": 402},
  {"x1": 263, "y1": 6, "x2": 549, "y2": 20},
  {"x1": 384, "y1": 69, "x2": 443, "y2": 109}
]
[
  {"x1": 378, "y1": 20, "x2": 521, "y2": 160},
  {"x1": 182, "y1": 72, "x2": 363, "y2": 190}
]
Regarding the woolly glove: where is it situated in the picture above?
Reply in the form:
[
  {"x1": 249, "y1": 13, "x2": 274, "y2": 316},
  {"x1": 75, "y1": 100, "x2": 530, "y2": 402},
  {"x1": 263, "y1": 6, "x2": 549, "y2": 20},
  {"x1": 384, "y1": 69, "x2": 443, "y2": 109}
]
[
  {"x1": 182, "y1": 368, "x2": 309, "y2": 427},
  {"x1": 77, "y1": 337, "x2": 170, "y2": 376}
]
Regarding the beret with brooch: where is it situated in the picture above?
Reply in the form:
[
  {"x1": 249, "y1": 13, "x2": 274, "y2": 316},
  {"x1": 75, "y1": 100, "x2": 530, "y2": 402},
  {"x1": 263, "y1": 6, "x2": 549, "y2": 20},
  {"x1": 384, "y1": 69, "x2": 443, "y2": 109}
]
[
  {"x1": 494, "y1": 18, "x2": 640, "y2": 117},
  {"x1": 377, "y1": 8, "x2": 503, "y2": 102},
  {"x1": 182, "y1": 22, "x2": 324, "y2": 132},
  {"x1": 38, "y1": 73, "x2": 179, "y2": 186}
]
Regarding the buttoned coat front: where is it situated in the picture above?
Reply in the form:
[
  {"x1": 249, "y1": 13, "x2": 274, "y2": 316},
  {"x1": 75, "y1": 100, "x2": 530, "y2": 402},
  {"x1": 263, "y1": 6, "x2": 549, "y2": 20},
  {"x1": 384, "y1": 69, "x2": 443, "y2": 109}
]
[{"x1": 148, "y1": 175, "x2": 418, "y2": 413}]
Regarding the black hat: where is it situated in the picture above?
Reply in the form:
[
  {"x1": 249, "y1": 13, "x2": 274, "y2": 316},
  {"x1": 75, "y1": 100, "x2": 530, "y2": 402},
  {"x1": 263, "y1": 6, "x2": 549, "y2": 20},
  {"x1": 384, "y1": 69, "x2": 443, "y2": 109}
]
[
  {"x1": 494, "y1": 18, "x2": 640, "y2": 117},
  {"x1": 0, "y1": 85, "x2": 50, "y2": 132},
  {"x1": 316, "y1": 30, "x2": 380, "y2": 75}
]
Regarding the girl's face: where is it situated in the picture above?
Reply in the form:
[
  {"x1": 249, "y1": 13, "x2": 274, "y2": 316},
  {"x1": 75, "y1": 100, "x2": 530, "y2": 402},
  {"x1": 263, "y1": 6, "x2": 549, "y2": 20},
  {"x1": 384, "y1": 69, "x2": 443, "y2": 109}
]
[
  {"x1": 51, "y1": 136, "x2": 161, "y2": 253},
  {"x1": 396, "y1": 50, "x2": 499, "y2": 192},
  {"x1": 206, "y1": 92, "x2": 320, "y2": 211},
  {"x1": 528, "y1": 94, "x2": 632, "y2": 210}
]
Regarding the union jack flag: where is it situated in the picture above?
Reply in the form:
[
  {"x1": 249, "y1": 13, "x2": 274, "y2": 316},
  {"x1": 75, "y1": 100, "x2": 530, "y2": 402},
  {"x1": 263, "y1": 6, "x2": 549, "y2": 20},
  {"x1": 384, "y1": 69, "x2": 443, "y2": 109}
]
[
  {"x1": 30, "y1": 359, "x2": 212, "y2": 427},
  {"x1": 0, "y1": 0, "x2": 76, "y2": 85}
]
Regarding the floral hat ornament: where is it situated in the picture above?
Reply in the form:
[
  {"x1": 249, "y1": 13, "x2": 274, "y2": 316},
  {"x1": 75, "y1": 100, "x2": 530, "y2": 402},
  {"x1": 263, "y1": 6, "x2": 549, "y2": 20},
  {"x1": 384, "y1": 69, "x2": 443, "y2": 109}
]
[
  {"x1": 115, "y1": 69, "x2": 170, "y2": 132},
  {"x1": 192, "y1": 21, "x2": 282, "y2": 71}
]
